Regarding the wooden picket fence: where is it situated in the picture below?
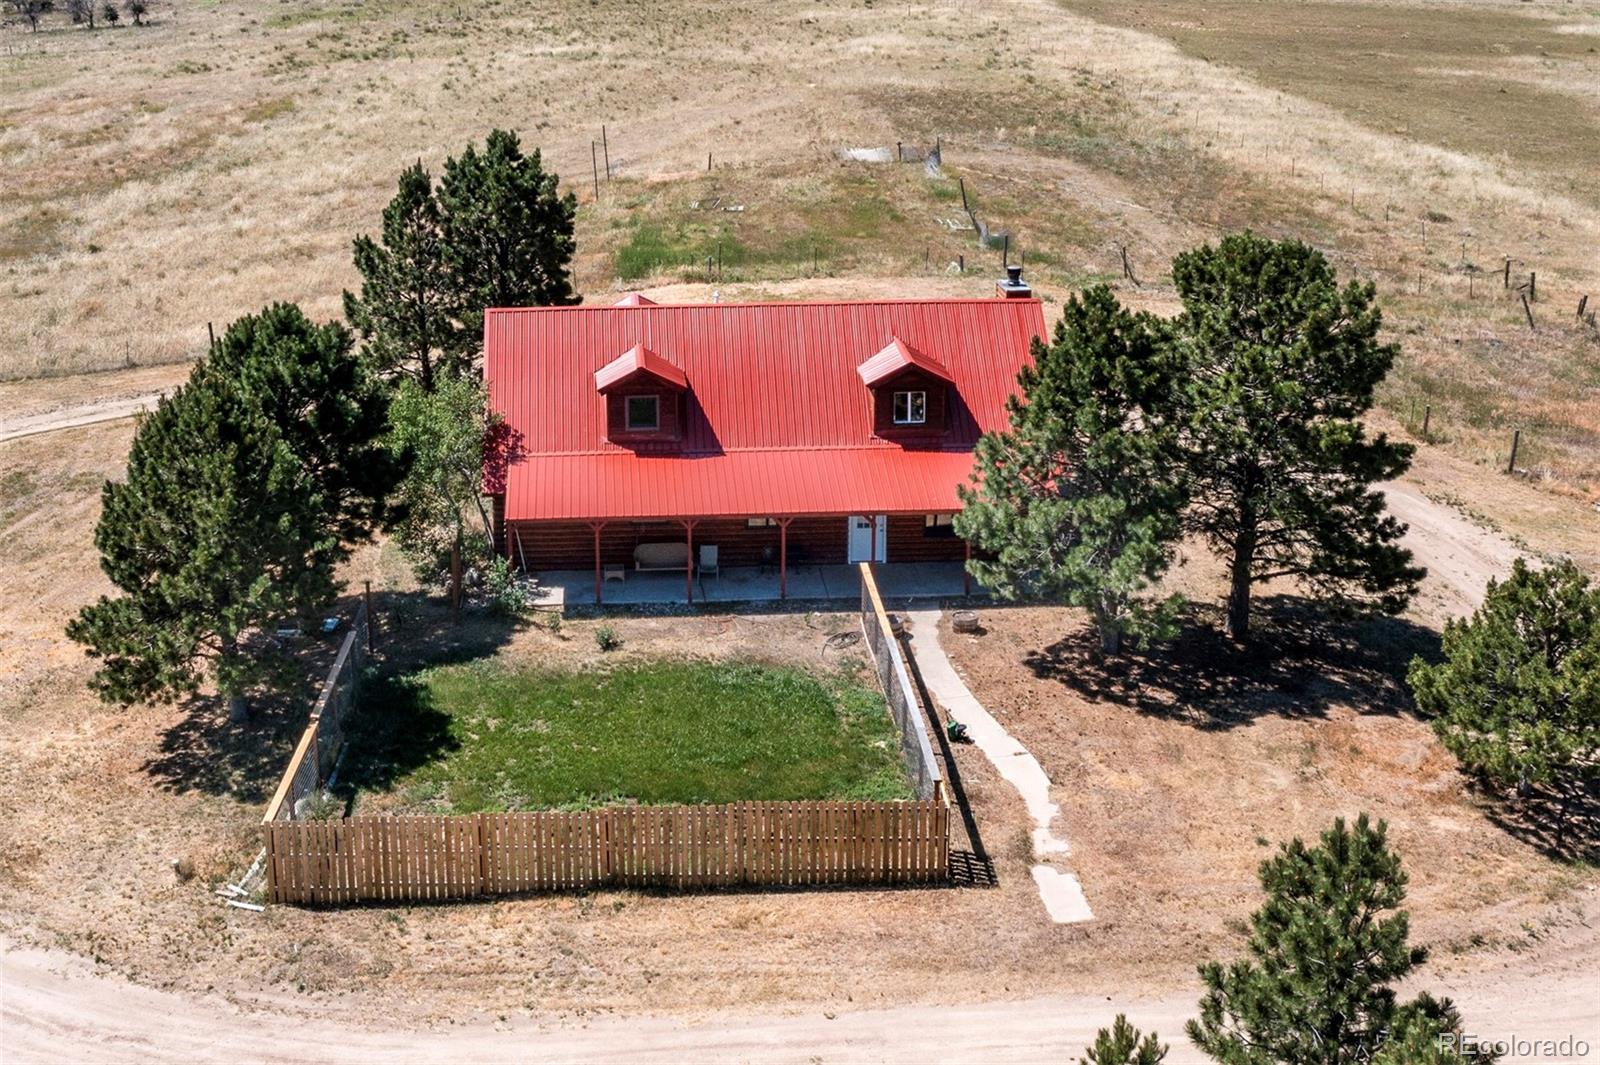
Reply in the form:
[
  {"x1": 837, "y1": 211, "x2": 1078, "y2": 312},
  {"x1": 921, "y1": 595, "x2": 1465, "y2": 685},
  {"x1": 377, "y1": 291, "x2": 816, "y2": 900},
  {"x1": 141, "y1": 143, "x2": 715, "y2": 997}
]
[{"x1": 266, "y1": 800, "x2": 949, "y2": 905}]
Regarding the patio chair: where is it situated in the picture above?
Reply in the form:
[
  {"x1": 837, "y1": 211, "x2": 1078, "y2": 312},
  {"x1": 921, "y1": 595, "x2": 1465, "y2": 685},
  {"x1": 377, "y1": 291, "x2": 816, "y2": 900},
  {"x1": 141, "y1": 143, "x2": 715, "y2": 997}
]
[{"x1": 699, "y1": 544, "x2": 720, "y2": 580}]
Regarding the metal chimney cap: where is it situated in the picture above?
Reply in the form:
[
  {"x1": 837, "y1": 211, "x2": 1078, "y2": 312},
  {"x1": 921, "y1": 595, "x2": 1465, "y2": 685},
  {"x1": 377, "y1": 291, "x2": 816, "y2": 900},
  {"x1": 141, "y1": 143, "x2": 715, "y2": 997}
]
[{"x1": 1006, "y1": 265, "x2": 1023, "y2": 284}]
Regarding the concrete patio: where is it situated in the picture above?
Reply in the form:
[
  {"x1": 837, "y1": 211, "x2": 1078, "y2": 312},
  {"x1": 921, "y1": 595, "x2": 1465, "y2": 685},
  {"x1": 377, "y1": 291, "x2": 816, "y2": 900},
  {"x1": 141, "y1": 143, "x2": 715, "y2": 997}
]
[{"x1": 528, "y1": 561, "x2": 980, "y2": 610}]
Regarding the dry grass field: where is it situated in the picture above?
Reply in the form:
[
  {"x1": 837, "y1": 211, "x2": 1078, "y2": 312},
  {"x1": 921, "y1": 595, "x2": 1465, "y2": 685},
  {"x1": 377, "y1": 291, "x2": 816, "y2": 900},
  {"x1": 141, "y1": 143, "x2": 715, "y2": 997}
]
[
  {"x1": 3, "y1": 0, "x2": 1600, "y2": 1044},
  {"x1": 4, "y1": 0, "x2": 1599, "y2": 491}
]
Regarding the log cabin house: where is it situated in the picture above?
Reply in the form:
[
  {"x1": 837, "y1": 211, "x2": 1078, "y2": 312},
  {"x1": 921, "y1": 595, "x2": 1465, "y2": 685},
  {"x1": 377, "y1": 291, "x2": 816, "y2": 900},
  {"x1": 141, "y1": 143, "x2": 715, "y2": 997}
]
[{"x1": 485, "y1": 269, "x2": 1044, "y2": 603}]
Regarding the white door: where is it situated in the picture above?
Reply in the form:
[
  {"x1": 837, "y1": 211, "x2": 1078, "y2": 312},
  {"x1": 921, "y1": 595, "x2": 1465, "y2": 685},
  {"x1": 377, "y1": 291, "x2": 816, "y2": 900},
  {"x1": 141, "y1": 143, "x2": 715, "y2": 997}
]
[{"x1": 847, "y1": 515, "x2": 887, "y2": 563}]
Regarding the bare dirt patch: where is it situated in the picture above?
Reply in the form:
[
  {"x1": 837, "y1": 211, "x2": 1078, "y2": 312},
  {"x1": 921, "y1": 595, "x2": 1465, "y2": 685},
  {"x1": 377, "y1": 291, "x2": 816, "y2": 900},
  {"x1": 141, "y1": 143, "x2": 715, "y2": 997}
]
[{"x1": 938, "y1": 593, "x2": 1595, "y2": 1000}]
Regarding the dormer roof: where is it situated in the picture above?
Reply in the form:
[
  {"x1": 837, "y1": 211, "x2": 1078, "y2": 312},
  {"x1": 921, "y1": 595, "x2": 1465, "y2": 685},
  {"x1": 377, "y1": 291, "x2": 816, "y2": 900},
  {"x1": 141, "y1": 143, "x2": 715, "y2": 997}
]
[
  {"x1": 593, "y1": 343, "x2": 689, "y2": 393},
  {"x1": 856, "y1": 336, "x2": 953, "y2": 387},
  {"x1": 613, "y1": 293, "x2": 658, "y2": 307}
]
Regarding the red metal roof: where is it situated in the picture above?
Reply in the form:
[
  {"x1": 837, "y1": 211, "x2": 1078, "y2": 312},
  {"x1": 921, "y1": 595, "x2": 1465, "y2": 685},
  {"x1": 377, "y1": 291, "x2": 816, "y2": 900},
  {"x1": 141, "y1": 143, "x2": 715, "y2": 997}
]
[
  {"x1": 856, "y1": 335, "x2": 952, "y2": 386},
  {"x1": 486, "y1": 297, "x2": 1045, "y2": 521},
  {"x1": 592, "y1": 343, "x2": 689, "y2": 393},
  {"x1": 613, "y1": 293, "x2": 657, "y2": 306}
]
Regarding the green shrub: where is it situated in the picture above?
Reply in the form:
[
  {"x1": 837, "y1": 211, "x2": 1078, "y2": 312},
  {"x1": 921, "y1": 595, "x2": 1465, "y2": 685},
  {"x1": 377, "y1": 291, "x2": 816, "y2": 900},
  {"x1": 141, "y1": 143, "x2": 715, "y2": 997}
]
[
  {"x1": 484, "y1": 556, "x2": 528, "y2": 616},
  {"x1": 595, "y1": 624, "x2": 620, "y2": 651}
]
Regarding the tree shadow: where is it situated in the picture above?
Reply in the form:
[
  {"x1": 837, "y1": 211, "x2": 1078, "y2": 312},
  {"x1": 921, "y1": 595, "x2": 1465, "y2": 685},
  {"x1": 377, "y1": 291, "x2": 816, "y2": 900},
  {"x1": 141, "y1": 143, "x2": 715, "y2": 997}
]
[
  {"x1": 139, "y1": 589, "x2": 520, "y2": 801},
  {"x1": 332, "y1": 671, "x2": 459, "y2": 799},
  {"x1": 1474, "y1": 777, "x2": 1600, "y2": 864},
  {"x1": 142, "y1": 678, "x2": 324, "y2": 802},
  {"x1": 1023, "y1": 595, "x2": 1443, "y2": 730}
]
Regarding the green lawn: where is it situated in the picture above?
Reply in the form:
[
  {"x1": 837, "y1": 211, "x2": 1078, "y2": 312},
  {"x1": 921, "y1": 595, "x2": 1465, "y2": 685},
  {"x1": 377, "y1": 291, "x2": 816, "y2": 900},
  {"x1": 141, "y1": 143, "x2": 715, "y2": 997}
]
[{"x1": 341, "y1": 659, "x2": 914, "y2": 812}]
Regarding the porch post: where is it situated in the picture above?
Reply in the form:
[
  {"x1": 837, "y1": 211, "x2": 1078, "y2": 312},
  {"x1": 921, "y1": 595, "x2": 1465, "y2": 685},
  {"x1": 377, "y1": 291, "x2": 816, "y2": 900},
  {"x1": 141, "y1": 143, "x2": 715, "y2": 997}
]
[
  {"x1": 963, "y1": 538, "x2": 972, "y2": 596},
  {"x1": 683, "y1": 520, "x2": 697, "y2": 604},
  {"x1": 870, "y1": 514, "x2": 879, "y2": 564},
  {"x1": 590, "y1": 521, "x2": 606, "y2": 605},
  {"x1": 778, "y1": 517, "x2": 793, "y2": 599}
]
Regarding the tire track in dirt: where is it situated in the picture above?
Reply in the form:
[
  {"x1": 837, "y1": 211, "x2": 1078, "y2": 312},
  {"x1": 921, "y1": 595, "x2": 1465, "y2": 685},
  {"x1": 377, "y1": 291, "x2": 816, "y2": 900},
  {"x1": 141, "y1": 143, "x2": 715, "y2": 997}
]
[
  {"x1": 0, "y1": 392, "x2": 165, "y2": 445},
  {"x1": 1385, "y1": 482, "x2": 1524, "y2": 618}
]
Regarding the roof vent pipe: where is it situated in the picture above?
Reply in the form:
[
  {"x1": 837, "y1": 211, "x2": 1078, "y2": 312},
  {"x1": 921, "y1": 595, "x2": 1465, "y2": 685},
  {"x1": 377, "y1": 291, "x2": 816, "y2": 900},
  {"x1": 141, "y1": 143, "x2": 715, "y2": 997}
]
[{"x1": 996, "y1": 265, "x2": 1031, "y2": 299}]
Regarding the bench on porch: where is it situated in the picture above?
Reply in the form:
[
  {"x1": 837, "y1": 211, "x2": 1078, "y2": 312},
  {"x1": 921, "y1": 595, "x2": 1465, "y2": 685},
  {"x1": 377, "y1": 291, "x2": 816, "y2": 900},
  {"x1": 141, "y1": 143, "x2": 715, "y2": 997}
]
[{"x1": 633, "y1": 541, "x2": 692, "y2": 573}]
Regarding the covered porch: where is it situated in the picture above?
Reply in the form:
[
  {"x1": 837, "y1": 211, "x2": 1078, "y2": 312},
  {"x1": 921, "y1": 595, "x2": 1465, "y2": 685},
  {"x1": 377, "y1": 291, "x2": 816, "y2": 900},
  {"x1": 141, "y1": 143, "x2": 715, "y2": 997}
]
[
  {"x1": 506, "y1": 511, "x2": 975, "y2": 608},
  {"x1": 527, "y1": 561, "x2": 980, "y2": 610}
]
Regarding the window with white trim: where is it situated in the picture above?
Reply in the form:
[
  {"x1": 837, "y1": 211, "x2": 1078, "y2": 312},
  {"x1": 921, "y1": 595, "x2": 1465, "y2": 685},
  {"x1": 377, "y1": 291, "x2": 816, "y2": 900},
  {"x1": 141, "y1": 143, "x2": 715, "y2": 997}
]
[
  {"x1": 893, "y1": 390, "x2": 927, "y2": 425},
  {"x1": 625, "y1": 394, "x2": 660, "y2": 431}
]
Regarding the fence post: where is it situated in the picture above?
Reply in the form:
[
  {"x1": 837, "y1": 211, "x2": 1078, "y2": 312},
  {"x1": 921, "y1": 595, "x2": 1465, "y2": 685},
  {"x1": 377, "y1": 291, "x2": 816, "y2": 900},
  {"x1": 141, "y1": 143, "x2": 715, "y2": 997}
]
[
  {"x1": 475, "y1": 812, "x2": 488, "y2": 895},
  {"x1": 1507, "y1": 429, "x2": 1520, "y2": 474},
  {"x1": 1421, "y1": 405, "x2": 1431, "y2": 438}
]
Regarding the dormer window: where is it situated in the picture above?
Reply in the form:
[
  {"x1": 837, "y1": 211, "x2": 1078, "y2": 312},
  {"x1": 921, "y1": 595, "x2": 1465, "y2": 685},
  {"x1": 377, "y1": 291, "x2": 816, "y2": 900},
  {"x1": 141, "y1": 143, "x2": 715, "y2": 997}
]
[
  {"x1": 858, "y1": 336, "x2": 953, "y2": 439},
  {"x1": 893, "y1": 390, "x2": 927, "y2": 425},
  {"x1": 594, "y1": 343, "x2": 688, "y2": 448},
  {"x1": 626, "y1": 395, "x2": 660, "y2": 431}
]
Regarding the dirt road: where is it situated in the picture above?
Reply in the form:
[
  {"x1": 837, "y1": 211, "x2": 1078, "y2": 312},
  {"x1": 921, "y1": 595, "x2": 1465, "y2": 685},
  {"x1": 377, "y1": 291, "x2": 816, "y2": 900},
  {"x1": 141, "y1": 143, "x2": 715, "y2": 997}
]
[
  {"x1": 0, "y1": 392, "x2": 166, "y2": 445},
  {"x1": 6, "y1": 917, "x2": 1598, "y2": 1065},
  {"x1": 1385, "y1": 482, "x2": 1525, "y2": 618}
]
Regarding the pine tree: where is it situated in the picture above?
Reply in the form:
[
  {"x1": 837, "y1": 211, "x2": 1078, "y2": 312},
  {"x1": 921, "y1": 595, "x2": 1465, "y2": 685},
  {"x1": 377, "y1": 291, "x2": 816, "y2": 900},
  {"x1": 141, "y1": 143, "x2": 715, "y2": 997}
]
[
  {"x1": 1371, "y1": 994, "x2": 1486, "y2": 1064},
  {"x1": 1172, "y1": 233, "x2": 1422, "y2": 639},
  {"x1": 1187, "y1": 815, "x2": 1480, "y2": 1065},
  {"x1": 68, "y1": 374, "x2": 333, "y2": 722},
  {"x1": 1082, "y1": 1015, "x2": 1168, "y2": 1065},
  {"x1": 205, "y1": 302, "x2": 400, "y2": 547},
  {"x1": 956, "y1": 286, "x2": 1186, "y2": 654},
  {"x1": 67, "y1": 305, "x2": 395, "y2": 723},
  {"x1": 344, "y1": 162, "x2": 461, "y2": 390},
  {"x1": 437, "y1": 129, "x2": 579, "y2": 353},
  {"x1": 1409, "y1": 558, "x2": 1599, "y2": 851}
]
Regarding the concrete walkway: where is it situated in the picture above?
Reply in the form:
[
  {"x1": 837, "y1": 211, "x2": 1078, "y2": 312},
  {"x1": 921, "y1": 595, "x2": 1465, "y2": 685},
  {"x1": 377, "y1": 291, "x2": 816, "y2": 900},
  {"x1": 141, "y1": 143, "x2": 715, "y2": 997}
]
[
  {"x1": 904, "y1": 609, "x2": 1093, "y2": 924},
  {"x1": 531, "y1": 562, "x2": 977, "y2": 609}
]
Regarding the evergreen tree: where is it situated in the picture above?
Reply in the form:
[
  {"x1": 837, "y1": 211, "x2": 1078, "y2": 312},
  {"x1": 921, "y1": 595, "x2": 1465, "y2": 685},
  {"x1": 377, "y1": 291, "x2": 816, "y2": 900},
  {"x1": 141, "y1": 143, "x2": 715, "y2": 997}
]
[
  {"x1": 68, "y1": 374, "x2": 334, "y2": 722},
  {"x1": 344, "y1": 162, "x2": 461, "y2": 390},
  {"x1": 437, "y1": 128, "x2": 579, "y2": 352},
  {"x1": 1082, "y1": 1015, "x2": 1168, "y2": 1065},
  {"x1": 205, "y1": 302, "x2": 400, "y2": 546},
  {"x1": 1172, "y1": 233, "x2": 1422, "y2": 639},
  {"x1": 67, "y1": 306, "x2": 394, "y2": 723},
  {"x1": 1372, "y1": 994, "x2": 1486, "y2": 1064},
  {"x1": 388, "y1": 375, "x2": 503, "y2": 614},
  {"x1": 1187, "y1": 815, "x2": 1480, "y2": 1065},
  {"x1": 1408, "y1": 558, "x2": 1599, "y2": 851},
  {"x1": 956, "y1": 286, "x2": 1185, "y2": 654}
]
